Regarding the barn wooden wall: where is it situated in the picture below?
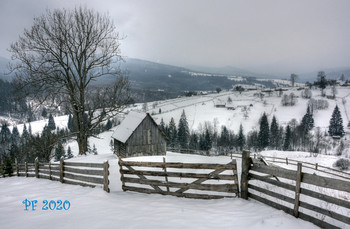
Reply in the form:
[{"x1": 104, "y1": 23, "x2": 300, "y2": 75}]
[{"x1": 114, "y1": 115, "x2": 166, "y2": 158}]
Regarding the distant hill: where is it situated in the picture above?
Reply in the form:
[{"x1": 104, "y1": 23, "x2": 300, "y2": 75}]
[{"x1": 298, "y1": 68, "x2": 350, "y2": 83}]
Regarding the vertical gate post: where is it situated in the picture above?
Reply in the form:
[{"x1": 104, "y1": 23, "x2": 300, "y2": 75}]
[
  {"x1": 59, "y1": 157, "x2": 64, "y2": 183},
  {"x1": 25, "y1": 162, "x2": 28, "y2": 177},
  {"x1": 241, "y1": 150, "x2": 251, "y2": 200},
  {"x1": 163, "y1": 157, "x2": 170, "y2": 193},
  {"x1": 15, "y1": 158, "x2": 19, "y2": 176},
  {"x1": 294, "y1": 163, "x2": 302, "y2": 217},
  {"x1": 35, "y1": 157, "x2": 39, "y2": 178},
  {"x1": 118, "y1": 158, "x2": 126, "y2": 191},
  {"x1": 103, "y1": 161, "x2": 110, "y2": 193},
  {"x1": 49, "y1": 162, "x2": 52, "y2": 180}
]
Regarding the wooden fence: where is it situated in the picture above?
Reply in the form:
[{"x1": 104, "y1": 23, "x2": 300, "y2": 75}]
[
  {"x1": 118, "y1": 158, "x2": 239, "y2": 199},
  {"x1": 1, "y1": 158, "x2": 110, "y2": 193},
  {"x1": 241, "y1": 151, "x2": 350, "y2": 229}
]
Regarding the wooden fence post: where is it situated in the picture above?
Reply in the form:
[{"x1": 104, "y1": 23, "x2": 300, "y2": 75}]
[
  {"x1": 25, "y1": 162, "x2": 28, "y2": 177},
  {"x1": 35, "y1": 158, "x2": 39, "y2": 178},
  {"x1": 294, "y1": 162, "x2": 302, "y2": 218},
  {"x1": 163, "y1": 157, "x2": 170, "y2": 193},
  {"x1": 286, "y1": 157, "x2": 288, "y2": 165},
  {"x1": 241, "y1": 150, "x2": 251, "y2": 200},
  {"x1": 315, "y1": 163, "x2": 318, "y2": 170},
  {"x1": 15, "y1": 158, "x2": 19, "y2": 176},
  {"x1": 49, "y1": 162, "x2": 52, "y2": 180},
  {"x1": 103, "y1": 161, "x2": 110, "y2": 193},
  {"x1": 59, "y1": 157, "x2": 64, "y2": 183},
  {"x1": 118, "y1": 158, "x2": 126, "y2": 191}
]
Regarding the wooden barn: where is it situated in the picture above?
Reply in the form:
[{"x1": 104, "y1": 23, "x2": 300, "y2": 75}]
[{"x1": 112, "y1": 111, "x2": 167, "y2": 158}]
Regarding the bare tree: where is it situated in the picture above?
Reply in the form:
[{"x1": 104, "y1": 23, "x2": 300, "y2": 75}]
[
  {"x1": 9, "y1": 7, "x2": 131, "y2": 155},
  {"x1": 290, "y1": 73, "x2": 298, "y2": 87}
]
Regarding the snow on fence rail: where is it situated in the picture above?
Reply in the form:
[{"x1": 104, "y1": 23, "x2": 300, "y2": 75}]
[
  {"x1": 118, "y1": 157, "x2": 239, "y2": 199},
  {"x1": 241, "y1": 151, "x2": 350, "y2": 229},
  {"x1": 1, "y1": 158, "x2": 110, "y2": 193},
  {"x1": 252, "y1": 154, "x2": 350, "y2": 181}
]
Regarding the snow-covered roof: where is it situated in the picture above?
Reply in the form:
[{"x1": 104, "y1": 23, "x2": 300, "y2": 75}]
[{"x1": 112, "y1": 111, "x2": 147, "y2": 143}]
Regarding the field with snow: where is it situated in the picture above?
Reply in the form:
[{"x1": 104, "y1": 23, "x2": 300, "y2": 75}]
[
  {"x1": 2, "y1": 86, "x2": 350, "y2": 228},
  {"x1": 1, "y1": 150, "x2": 321, "y2": 229}
]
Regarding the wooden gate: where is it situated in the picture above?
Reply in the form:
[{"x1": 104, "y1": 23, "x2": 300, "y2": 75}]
[{"x1": 118, "y1": 158, "x2": 239, "y2": 199}]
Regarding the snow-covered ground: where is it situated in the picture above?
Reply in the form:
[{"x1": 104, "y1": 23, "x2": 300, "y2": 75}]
[{"x1": 0, "y1": 155, "x2": 319, "y2": 229}]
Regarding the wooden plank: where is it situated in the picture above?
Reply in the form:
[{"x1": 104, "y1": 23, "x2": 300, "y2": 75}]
[
  {"x1": 123, "y1": 177, "x2": 238, "y2": 193},
  {"x1": 39, "y1": 170, "x2": 60, "y2": 177},
  {"x1": 248, "y1": 184, "x2": 294, "y2": 205},
  {"x1": 298, "y1": 212, "x2": 340, "y2": 229},
  {"x1": 248, "y1": 192, "x2": 294, "y2": 215},
  {"x1": 121, "y1": 169, "x2": 237, "y2": 181},
  {"x1": 64, "y1": 172, "x2": 104, "y2": 185},
  {"x1": 249, "y1": 173, "x2": 295, "y2": 191},
  {"x1": 64, "y1": 161, "x2": 104, "y2": 168},
  {"x1": 251, "y1": 163, "x2": 297, "y2": 181},
  {"x1": 123, "y1": 185, "x2": 234, "y2": 199},
  {"x1": 302, "y1": 173, "x2": 350, "y2": 193},
  {"x1": 64, "y1": 167, "x2": 104, "y2": 176},
  {"x1": 294, "y1": 163, "x2": 302, "y2": 217},
  {"x1": 300, "y1": 188, "x2": 350, "y2": 210},
  {"x1": 299, "y1": 201, "x2": 350, "y2": 225},
  {"x1": 63, "y1": 179, "x2": 97, "y2": 188},
  {"x1": 125, "y1": 165, "x2": 164, "y2": 194},
  {"x1": 175, "y1": 160, "x2": 237, "y2": 194},
  {"x1": 241, "y1": 150, "x2": 251, "y2": 200},
  {"x1": 119, "y1": 161, "x2": 237, "y2": 170}
]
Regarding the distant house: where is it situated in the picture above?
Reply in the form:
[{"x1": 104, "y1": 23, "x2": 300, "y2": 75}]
[
  {"x1": 226, "y1": 104, "x2": 235, "y2": 110},
  {"x1": 214, "y1": 100, "x2": 226, "y2": 108},
  {"x1": 112, "y1": 111, "x2": 167, "y2": 158}
]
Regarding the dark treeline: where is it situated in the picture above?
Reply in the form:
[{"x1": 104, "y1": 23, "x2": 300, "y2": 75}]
[
  {"x1": 0, "y1": 113, "x2": 119, "y2": 176},
  {"x1": 160, "y1": 106, "x2": 345, "y2": 155}
]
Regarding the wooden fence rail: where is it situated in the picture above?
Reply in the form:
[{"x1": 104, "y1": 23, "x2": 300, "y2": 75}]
[
  {"x1": 119, "y1": 157, "x2": 239, "y2": 199},
  {"x1": 241, "y1": 151, "x2": 350, "y2": 229},
  {"x1": 0, "y1": 158, "x2": 110, "y2": 193}
]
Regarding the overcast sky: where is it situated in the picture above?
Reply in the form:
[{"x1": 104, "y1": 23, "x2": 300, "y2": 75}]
[{"x1": 1, "y1": 0, "x2": 349, "y2": 75}]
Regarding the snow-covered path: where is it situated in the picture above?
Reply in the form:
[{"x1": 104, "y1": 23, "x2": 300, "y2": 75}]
[{"x1": 0, "y1": 177, "x2": 318, "y2": 229}]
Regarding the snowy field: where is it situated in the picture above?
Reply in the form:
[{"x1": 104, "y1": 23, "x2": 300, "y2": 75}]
[{"x1": 0, "y1": 176, "x2": 319, "y2": 229}]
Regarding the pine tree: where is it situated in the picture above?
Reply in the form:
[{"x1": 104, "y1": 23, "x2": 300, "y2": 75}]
[
  {"x1": 48, "y1": 114, "x2": 56, "y2": 131},
  {"x1": 92, "y1": 144, "x2": 98, "y2": 155},
  {"x1": 105, "y1": 119, "x2": 112, "y2": 130},
  {"x1": 66, "y1": 146, "x2": 74, "y2": 159},
  {"x1": 168, "y1": 118, "x2": 177, "y2": 148},
  {"x1": 269, "y1": 116, "x2": 279, "y2": 149},
  {"x1": 283, "y1": 125, "x2": 292, "y2": 151},
  {"x1": 22, "y1": 124, "x2": 29, "y2": 139},
  {"x1": 41, "y1": 108, "x2": 47, "y2": 118},
  {"x1": 300, "y1": 106, "x2": 314, "y2": 134},
  {"x1": 0, "y1": 122, "x2": 11, "y2": 144},
  {"x1": 328, "y1": 105, "x2": 345, "y2": 137},
  {"x1": 237, "y1": 124, "x2": 245, "y2": 151},
  {"x1": 177, "y1": 110, "x2": 190, "y2": 149},
  {"x1": 159, "y1": 118, "x2": 165, "y2": 132},
  {"x1": 4, "y1": 157, "x2": 13, "y2": 176},
  {"x1": 54, "y1": 142, "x2": 65, "y2": 161},
  {"x1": 219, "y1": 126, "x2": 230, "y2": 149},
  {"x1": 258, "y1": 113, "x2": 269, "y2": 149},
  {"x1": 11, "y1": 126, "x2": 20, "y2": 143},
  {"x1": 189, "y1": 132, "x2": 199, "y2": 150}
]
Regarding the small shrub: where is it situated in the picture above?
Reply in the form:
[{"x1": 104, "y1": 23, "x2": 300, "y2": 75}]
[{"x1": 334, "y1": 158, "x2": 350, "y2": 171}]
